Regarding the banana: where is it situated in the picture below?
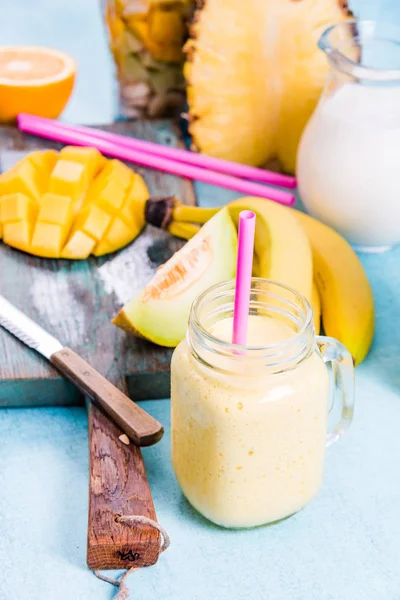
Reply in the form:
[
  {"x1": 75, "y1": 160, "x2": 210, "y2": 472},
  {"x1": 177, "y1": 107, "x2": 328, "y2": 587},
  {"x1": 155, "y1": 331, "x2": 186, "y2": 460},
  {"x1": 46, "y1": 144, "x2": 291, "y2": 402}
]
[
  {"x1": 169, "y1": 197, "x2": 313, "y2": 301},
  {"x1": 228, "y1": 197, "x2": 313, "y2": 301},
  {"x1": 312, "y1": 281, "x2": 321, "y2": 336},
  {"x1": 168, "y1": 221, "x2": 201, "y2": 240},
  {"x1": 296, "y1": 211, "x2": 374, "y2": 365},
  {"x1": 172, "y1": 204, "x2": 216, "y2": 225},
  {"x1": 145, "y1": 196, "x2": 373, "y2": 363}
]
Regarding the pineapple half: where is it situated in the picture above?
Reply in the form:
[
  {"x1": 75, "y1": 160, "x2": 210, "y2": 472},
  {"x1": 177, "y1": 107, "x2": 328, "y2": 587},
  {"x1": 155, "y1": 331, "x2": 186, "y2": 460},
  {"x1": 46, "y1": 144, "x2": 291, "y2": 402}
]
[
  {"x1": 185, "y1": 0, "x2": 353, "y2": 174},
  {"x1": 104, "y1": 0, "x2": 195, "y2": 118}
]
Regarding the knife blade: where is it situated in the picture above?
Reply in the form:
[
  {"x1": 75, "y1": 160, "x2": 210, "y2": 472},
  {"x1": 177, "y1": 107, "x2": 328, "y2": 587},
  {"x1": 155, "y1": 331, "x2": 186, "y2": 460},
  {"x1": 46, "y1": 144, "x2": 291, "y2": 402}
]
[
  {"x1": 0, "y1": 294, "x2": 63, "y2": 358},
  {"x1": 0, "y1": 294, "x2": 164, "y2": 447}
]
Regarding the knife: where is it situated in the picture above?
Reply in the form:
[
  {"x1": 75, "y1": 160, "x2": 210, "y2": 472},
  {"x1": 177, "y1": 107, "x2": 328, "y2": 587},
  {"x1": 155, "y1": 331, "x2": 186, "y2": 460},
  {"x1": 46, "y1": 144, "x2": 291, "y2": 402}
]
[{"x1": 0, "y1": 294, "x2": 164, "y2": 446}]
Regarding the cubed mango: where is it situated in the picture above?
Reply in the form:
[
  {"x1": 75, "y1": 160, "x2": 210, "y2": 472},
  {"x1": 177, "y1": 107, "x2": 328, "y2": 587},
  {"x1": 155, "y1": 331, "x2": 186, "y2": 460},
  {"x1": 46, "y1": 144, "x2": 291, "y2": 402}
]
[
  {"x1": 38, "y1": 193, "x2": 73, "y2": 227},
  {"x1": 74, "y1": 205, "x2": 112, "y2": 241},
  {"x1": 94, "y1": 159, "x2": 132, "y2": 190},
  {"x1": 130, "y1": 173, "x2": 149, "y2": 202},
  {"x1": 0, "y1": 193, "x2": 37, "y2": 224},
  {"x1": 94, "y1": 216, "x2": 134, "y2": 256},
  {"x1": 119, "y1": 174, "x2": 149, "y2": 229},
  {"x1": 60, "y1": 146, "x2": 106, "y2": 180},
  {"x1": 95, "y1": 178, "x2": 127, "y2": 214},
  {"x1": 0, "y1": 161, "x2": 41, "y2": 202},
  {"x1": 0, "y1": 147, "x2": 144, "y2": 260},
  {"x1": 30, "y1": 222, "x2": 67, "y2": 258},
  {"x1": 29, "y1": 150, "x2": 59, "y2": 174},
  {"x1": 3, "y1": 221, "x2": 32, "y2": 252},
  {"x1": 61, "y1": 230, "x2": 96, "y2": 259},
  {"x1": 48, "y1": 159, "x2": 86, "y2": 200}
]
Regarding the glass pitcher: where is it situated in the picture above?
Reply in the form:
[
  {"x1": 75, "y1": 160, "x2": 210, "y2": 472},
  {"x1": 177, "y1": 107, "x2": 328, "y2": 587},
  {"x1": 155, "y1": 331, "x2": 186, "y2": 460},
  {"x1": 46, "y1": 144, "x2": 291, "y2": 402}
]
[{"x1": 297, "y1": 20, "x2": 400, "y2": 253}]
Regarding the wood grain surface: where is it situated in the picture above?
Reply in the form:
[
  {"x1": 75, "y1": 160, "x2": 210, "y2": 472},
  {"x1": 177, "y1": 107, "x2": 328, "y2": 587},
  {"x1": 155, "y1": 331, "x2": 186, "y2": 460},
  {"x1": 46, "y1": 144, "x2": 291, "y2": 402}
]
[
  {"x1": 0, "y1": 121, "x2": 196, "y2": 406},
  {"x1": 87, "y1": 401, "x2": 161, "y2": 570},
  {"x1": 51, "y1": 347, "x2": 164, "y2": 446}
]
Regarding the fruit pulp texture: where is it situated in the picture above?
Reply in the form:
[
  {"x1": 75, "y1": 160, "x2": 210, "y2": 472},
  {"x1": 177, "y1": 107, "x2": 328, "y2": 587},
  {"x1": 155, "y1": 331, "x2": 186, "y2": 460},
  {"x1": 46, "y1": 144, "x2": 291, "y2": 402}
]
[
  {"x1": 297, "y1": 83, "x2": 400, "y2": 249},
  {"x1": 171, "y1": 315, "x2": 329, "y2": 528}
]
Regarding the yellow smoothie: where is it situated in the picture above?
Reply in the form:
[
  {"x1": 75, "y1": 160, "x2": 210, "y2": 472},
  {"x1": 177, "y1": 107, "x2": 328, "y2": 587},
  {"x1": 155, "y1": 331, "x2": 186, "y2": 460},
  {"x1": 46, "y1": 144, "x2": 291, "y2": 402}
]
[{"x1": 171, "y1": 314, "x2": 330, "y2": 528}]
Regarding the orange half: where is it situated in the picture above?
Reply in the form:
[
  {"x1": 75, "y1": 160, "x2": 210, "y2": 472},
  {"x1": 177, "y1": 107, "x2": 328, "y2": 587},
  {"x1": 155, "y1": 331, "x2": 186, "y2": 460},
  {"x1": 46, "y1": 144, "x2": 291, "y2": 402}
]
[{"x1": 0, "y1": 46, "x2": 76, "y2": 123}]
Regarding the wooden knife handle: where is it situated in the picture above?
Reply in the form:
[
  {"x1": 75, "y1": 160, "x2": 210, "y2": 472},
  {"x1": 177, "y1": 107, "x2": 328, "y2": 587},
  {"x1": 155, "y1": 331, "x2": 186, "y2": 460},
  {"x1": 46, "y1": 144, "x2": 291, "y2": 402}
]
[
  {"x1": 51, "y1": 347, "x2": 164, "y2": 447},
  {"x1": 87, "y1": 402, "x2": 161, "y2": 569}
]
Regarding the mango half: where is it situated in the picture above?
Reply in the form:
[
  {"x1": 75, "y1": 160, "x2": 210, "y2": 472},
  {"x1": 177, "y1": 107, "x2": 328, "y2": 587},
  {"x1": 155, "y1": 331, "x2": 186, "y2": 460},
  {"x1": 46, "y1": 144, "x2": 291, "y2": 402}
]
[
  {"x1": 0, "y1": 147, "x2": 149, "y2": 259},
  {"x1": 113, "y1": 207, "x2": 238, "y2": 347}
]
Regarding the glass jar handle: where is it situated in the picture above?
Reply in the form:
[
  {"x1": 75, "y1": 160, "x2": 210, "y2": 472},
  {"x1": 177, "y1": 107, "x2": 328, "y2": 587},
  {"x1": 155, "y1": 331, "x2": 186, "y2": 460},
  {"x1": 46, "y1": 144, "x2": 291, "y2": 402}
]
[{"x1": 317, "y1": 336, "x2": 355, "y2": 447}]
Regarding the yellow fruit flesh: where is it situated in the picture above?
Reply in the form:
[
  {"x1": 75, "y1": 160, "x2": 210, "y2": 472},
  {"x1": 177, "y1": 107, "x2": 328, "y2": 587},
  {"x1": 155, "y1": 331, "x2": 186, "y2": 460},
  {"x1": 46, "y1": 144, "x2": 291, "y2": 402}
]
[
  {"x1": 48, "y1": 159, "x2": 87, "y2": 201},
  {"x1": 0, "y1": 160, "x2": 43, "y2": 202},
  {"x1": 59, "y1": 146, "x2": 106, "y2": 180},
  {"x1": 38, "y1": 193, "x2": 73, "y2": 226},
  {"x1": 28, "y1": 150, "x2": 59, "y2": 175},
  {"x1": 3, "y1": 221, "x2": 32, "y2": 253},
  {"x1": 0, "y1": 193, "x2": 37, "y2": 223},
  {"x1": 61, "y1": 231, "x2": 96, "y2": 260},
  {"x1": 31, "y1": 222, "x2": 67, "y2": 258},
  {"x1": 0, "y1": 149, "x2": 149, "y2": 259},
  {"x1": 186, "y1": 0, "x2": 352, "y2": 173},
  {"x1": 311, "y1": 282, "x2": 321, "y2": 336}
]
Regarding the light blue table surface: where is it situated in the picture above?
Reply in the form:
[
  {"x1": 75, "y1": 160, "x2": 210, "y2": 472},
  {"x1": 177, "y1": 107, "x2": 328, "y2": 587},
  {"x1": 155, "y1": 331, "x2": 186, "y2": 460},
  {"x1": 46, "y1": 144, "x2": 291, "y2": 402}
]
[{"x1": 1, "y1": 2, "x2": 400, "y2": 599}]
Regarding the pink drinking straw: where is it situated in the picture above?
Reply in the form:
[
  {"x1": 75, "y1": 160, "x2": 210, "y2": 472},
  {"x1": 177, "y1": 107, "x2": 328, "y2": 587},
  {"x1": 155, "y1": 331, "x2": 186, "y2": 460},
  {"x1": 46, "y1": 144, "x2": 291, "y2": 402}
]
[
  {"x1": 17, "y1": 114, "x2": 295, "y2": 206},
  {"x1": 232, "y1": 211, "x2": 256, "y2": 346},
  {"x1": 17, "y1": 113, "x2": 297, "y2": 189}
]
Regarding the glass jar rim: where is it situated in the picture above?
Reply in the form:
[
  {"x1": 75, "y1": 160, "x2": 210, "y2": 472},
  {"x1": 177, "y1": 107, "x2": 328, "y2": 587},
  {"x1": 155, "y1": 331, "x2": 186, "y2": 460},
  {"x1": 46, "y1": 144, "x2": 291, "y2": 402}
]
[
  {"x1": 319, "y1": 19, "x2": 400, "y2": 82},
  {"x1": 190, "y1": 278, "x2": 314, "y2": 355}
]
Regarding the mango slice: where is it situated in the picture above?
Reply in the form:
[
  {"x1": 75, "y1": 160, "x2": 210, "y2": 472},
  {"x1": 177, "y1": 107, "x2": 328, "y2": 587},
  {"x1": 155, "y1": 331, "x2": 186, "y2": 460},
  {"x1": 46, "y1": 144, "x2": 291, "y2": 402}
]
[
  {"x1": 0, "y1": 192, "x2": 37, "y2": 223},
  {"x1": 48, "y1": 159, "x2": 87, "y2": 200},
  {"x1": 29, "y1": 150, "x2": 59, "y2": 175},
  {"x1": 73, "y1": 204, "x2": 112, "y2": 241},
  {"x1": 38, "y1": 193, "x2": 73, "y2": 226},
  {"x1": 3, "y1": 221, "x2": 32, "y2": 253},
  {"x1": 94, "y1": 216, "x2": 134, "y2": 257},
  {"x1": 60, "y1": 146, "x2": 106, "y2": 179},
  {"x1": 0, "y1": 193, "x2": 38, "y2": 252},
  {"x1": 0, "y1": 147, "x2": 150, "y2": 259},
  {"x1": 61, "y1": 230, "x2": 96, "y2": 259},
  {"x1": 31, "y1": 222, "x2": 66, "y2": 258},
  {"x1": 0, "y1": 161, "x2": 42, "y2": 202},
  {"x1": 95, "y1": 179, "x2": 127, "y2": 214}
]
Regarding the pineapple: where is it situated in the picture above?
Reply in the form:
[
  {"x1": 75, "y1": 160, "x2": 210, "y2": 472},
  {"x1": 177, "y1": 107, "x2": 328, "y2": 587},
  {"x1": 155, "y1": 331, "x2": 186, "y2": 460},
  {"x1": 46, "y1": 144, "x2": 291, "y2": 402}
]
[
  {"x1": 104, "y1": 0, "x2": 195, "y2": 118},
  {"x1": 185, "y1": 0, "x2": 353, "y2": 174}
]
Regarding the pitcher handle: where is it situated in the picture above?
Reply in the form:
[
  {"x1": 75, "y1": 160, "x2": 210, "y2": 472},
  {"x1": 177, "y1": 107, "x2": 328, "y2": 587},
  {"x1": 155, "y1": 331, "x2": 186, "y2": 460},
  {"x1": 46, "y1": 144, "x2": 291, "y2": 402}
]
[{"x1": 317, "y1": 336, "x2": 355, "y2": 447}]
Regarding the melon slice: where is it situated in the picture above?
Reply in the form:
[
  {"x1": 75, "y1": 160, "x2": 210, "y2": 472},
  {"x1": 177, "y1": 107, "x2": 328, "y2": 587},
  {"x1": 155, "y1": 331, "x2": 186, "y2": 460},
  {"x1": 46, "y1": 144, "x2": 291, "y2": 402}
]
[{"x1": 113, "y1": 207, "x2": 237, "y2": 347}]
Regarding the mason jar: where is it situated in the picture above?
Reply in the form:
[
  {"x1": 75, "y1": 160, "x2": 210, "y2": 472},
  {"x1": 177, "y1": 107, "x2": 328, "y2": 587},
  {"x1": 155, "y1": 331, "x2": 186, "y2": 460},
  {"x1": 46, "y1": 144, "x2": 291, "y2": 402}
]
[{"x1": 171, "y1": 279, "x2": 354, "y2": 528}]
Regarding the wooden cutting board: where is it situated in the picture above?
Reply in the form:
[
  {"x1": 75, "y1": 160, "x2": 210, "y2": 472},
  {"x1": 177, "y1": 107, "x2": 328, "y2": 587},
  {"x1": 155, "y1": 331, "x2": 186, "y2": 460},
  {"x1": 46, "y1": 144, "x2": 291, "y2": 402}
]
[
  {"x1": 0, "y1": 120, "x2": 196, "y2": 406},
  {"x1": 0, "y1": 120, "x2": 196, "y2": 569}
]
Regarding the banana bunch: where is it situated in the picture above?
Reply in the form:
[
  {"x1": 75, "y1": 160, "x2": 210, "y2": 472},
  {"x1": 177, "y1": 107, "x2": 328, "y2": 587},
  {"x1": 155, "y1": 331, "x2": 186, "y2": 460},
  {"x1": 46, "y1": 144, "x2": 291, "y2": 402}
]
[{"x1": 145, "y1": 195, "x2": 374, "y2": 365}]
